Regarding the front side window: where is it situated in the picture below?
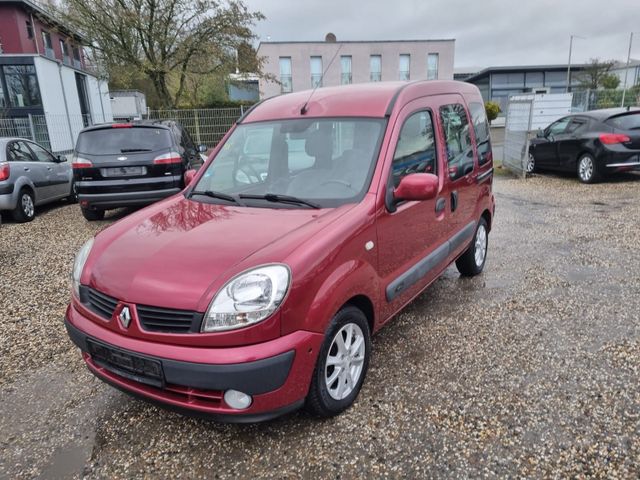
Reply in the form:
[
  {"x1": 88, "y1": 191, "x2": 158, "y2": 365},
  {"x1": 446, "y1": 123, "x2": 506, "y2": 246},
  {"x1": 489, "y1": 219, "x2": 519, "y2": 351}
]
[
  {"x1": 469, "y1": 102, "x2": 492, "y2": 165},
  {"x1": 192, "y1": 118, "x2": 386, "y2": 208},
  {"x1": 427, "y1": 53, "x2": 439, "y2": 80},
  {"x1": 546, "y1": 117, "x2": 571, "y2": 136},
  {"x1": 3, "y1": 65, "x2": 42, "y2": 107},
  {"x1": 391, "y1": 110, "x2": 437, "y2": 187},
  {"x1": 7, "y1": 141, "x2": 35, "y2": 162},
  {"x1": 27, "y1": 142, "x2": 56, "y2": 162},
  {"x1": 279, "y1": 57, "x2": 292, "y2": 93},
  {"x1": 440, "y1": 103, "x2": 474, "y2": 180},
  {"x1": 310, "y1": 56, "x2": 323, "y2": 88},
  {"x1": 341, "y1": 56, "x2": 352, "y2": 85},
  {"x1": 370, "y1": 55, "x2": 382, "y2": 82}
]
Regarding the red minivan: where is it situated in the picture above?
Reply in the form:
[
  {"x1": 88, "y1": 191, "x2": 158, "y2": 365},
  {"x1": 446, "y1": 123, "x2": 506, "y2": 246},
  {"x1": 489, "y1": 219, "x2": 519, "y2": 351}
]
[{"x1": 66, "y1": 81, "x2": 495, "y2": 422}]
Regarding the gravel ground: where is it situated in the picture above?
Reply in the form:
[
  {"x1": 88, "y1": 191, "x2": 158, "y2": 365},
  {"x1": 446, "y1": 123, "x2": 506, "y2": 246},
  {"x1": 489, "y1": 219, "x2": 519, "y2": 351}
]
[{"x1": 1, "y1": 172, "x2": 639, "y2": 478}]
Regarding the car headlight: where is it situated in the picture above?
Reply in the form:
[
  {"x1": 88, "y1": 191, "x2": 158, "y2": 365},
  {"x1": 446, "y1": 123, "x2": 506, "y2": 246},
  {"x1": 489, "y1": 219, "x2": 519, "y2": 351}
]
[
  {"x1": 72, "y1": 238, "x2": 94, "y2": 297},
  {"x1": 202, "y1": 264, "x2": 291, "y2": 332}
]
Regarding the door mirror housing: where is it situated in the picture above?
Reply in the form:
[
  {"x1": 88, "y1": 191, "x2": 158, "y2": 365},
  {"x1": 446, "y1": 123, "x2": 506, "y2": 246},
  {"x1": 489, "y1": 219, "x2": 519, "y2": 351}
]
[
  {"x1": 57, "y1": 154, "x2": 68, "y2": 163},
  {"x1": 393, "y1": 173, "x2": 439, "y2": 204},
  {"x1": 184, "y1": 169, "x2": 197, "y2": 186},
  {"x1": 536, "y1": 128, "x2": 545, "y2": 138},
  {"x1": 198, "y1": 144, "x2": 208, "y2": 154}
]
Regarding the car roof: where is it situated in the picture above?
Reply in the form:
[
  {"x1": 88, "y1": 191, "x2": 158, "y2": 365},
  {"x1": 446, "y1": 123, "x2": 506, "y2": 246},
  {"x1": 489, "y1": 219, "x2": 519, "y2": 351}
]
[
  {"x1": 242, "y1": 80, "x2": 480, "y2": 123},
  {"x1": 572, "y1": 107, "x2": 640, "y2": 121},
  {"x1": 0, "y1": 137, "x2": 37, "y2": 147}
]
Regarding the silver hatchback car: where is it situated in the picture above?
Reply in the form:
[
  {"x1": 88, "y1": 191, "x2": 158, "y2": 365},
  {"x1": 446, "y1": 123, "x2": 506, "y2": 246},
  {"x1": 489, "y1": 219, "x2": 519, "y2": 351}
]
[{"x1": 0, "y1": 138, "x2": 75, "y2": 222}]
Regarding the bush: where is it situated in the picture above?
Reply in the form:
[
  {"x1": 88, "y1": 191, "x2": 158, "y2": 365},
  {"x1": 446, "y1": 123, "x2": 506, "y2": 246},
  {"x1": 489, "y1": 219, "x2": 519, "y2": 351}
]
[{"x1": 485, "y1": 101, "x2": 501, "y2": 124}]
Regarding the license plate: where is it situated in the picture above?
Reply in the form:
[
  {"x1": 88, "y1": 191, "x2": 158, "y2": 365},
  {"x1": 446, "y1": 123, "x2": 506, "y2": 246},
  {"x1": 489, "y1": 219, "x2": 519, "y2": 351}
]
[
  {"x1": 102, "y1": 166, "x2": 146, "y2": 177},
  {"x1": 87, "y1": 340, "x2": 164, "y2": 387}
]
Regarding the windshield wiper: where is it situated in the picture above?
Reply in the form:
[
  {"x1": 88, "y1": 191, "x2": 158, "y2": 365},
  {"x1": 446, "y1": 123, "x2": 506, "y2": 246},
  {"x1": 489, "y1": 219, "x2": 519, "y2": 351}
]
[
  {"x1": 190, "y1": 189, "x2": 242, "y2": 205},
  {"x1": 120, "y1": 148, "x2": 152, "y2": 153},
  {"x1": 239, "y1": 193, "x2": 321, "y2": 209}
]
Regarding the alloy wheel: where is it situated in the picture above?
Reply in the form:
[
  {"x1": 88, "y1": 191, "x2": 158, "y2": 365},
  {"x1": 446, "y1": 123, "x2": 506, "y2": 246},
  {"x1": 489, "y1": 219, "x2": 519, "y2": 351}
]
[
  {"x1": 22, "y1": 193, "x2": 34, "y2": 218},
  {"x1": 526, "y1": 153, "x2": 535, "y2": 173},
  {"x1": 579, "y1": 156, "x2": 594, "y2": 182},
  {"x1": 474, "y1": 224, "x2": 487, "y2": 267},
  {"x1": 324, "y1": 323, "x2": 366, "y2": 401}
]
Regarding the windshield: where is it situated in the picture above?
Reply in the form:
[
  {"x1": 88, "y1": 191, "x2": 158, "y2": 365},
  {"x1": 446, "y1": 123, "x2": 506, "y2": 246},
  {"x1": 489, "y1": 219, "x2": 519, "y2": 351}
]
[
  {"x1": 76, "y1": 127, "x2": 173, "y2": 155},
  {"x1": 192, "y1": 118, "x2": 386, "y2": 208}
]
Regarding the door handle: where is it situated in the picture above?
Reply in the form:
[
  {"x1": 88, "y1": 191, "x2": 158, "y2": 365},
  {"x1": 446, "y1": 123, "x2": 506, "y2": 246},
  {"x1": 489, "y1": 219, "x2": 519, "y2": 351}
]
[
  {"x1": 46, "y1": 167, "x2": 52, "y2": 171},
  {"x1": 23, "y1": 167, "x2": 30, "y2": 171},
  {"x1": 435, "y1": 197, "x2": 446, "y2": 214},
  {"x1": 451, "y1": 191, "x2": 459, "y2": 212}
]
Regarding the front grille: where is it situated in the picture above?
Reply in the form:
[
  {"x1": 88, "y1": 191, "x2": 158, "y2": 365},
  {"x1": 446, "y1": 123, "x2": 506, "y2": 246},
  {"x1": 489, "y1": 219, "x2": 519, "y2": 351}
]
[
  {"x1": 86, "y1": 288, "x2": 118, "y2": 319},
  {"x1": 137, "y1": 304, "x2": 201, "y2": 333}
]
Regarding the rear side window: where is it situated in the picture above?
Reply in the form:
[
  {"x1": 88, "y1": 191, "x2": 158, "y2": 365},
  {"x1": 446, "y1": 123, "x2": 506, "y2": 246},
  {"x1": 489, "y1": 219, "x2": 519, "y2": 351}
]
[
  {"x1": 391, "y1": 110, "x2": 437, "y2": 187},
  {"x1": 606, "y1": 112, "x2": 640, "y2": 130},
  {"x1": 75, "y1": 127, "x2": 173, "y2": 155},
  {"x1": 469, "y1": 102, "x2": 491, "y2": 166},
  {"x1": 440, "y1": 103, "x2": 474, "y2": 180},
  {"x1": 7, "y1": 141, "x2": 35, "y2": 162}
]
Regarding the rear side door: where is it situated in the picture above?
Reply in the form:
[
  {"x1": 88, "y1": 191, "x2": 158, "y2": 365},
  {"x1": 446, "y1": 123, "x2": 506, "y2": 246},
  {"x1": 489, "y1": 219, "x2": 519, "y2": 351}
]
[
  {"x1": 26, "y1": 141, "x2": 70, "y2": 198},
  {"x1": 7, "y1": 141, "x2": 49, "y2": 202},
  {"x1": 556, "y1": 116, "x2": 589, "y2": 171},
  {"x1": 376, "y1": 97, "x2": 449, "y2": 319},
  {"x1": 438, "y1": 96, "x2": 478, "y2": 241}
]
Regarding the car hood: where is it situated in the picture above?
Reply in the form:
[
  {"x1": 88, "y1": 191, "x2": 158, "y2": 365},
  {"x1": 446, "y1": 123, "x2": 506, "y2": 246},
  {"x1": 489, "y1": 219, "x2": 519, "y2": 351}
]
[{"x1": 85, "y1": 196, "x2": 348, "y2": 310}]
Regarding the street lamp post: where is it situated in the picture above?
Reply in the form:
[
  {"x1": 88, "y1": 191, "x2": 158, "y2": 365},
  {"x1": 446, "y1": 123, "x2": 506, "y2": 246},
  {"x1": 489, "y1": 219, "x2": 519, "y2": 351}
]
[
  {"x1": 621, "y1": 32, "x2": 636, "y2": 107},
  {"x1": 566, "y1": 35, "x2": 584, "y2": 93}
]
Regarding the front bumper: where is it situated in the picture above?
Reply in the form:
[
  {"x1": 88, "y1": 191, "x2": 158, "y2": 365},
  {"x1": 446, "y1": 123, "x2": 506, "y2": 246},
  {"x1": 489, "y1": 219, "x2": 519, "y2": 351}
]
[{"x1": 65, "y1": 305, "x2": 324, "y2": 422}]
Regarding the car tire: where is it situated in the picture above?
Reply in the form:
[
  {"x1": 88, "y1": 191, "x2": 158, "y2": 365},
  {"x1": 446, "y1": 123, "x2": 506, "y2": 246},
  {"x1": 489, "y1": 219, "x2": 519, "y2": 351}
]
[
  {"x1": 305, "y1": 305, "x2": 372, "y2": 418},
  {"x1": 81, "y1": 207, "x2": 105, "y2": 221},
  {"x1": 526, "y1": 152, "x2": 536, "y2": 174},
  {"x1": 456, "y1": 217, "x2": 489, "y2": 277},
  {"x1": 12, "y1": 188, "x2": 36, "y2": 223},
  {"x1": 67, "y1": 180, "x2": 78, "y2": 204},
  {"x1": 577, "y1": 153, "x2": 601, "y2": 184}
]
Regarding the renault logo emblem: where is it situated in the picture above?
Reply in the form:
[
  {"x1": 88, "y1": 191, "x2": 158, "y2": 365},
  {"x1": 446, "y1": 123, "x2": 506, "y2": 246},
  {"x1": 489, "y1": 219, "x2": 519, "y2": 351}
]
[
  {"x1": 118, "y1": 306, "x2": 132, "y2": 328},
  {"x1": 117, "y1": 156, "x2": 128, "y2": 161}
]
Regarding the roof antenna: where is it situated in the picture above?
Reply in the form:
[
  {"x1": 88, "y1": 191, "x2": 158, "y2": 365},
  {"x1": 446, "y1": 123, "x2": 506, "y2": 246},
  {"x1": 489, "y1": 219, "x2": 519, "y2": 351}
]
[{"x1": 300, "y1": 44, "x2": 343, "y2": 115}]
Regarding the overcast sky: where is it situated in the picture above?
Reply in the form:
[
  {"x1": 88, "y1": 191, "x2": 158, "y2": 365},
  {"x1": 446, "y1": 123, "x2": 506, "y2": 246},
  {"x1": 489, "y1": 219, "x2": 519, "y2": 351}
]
[{"x1": 243, "y1": 0, "x2": 640, "y2": 69}]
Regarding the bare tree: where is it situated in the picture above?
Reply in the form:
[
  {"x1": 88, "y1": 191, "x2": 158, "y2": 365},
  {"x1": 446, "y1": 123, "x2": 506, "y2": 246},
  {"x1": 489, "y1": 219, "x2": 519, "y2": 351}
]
[
  {"x1": 56, "y1": 0, "x2": 263, "y2": 107},
  {"x1": 577, "y1": 58, "x2": 618, "y2": 90}
]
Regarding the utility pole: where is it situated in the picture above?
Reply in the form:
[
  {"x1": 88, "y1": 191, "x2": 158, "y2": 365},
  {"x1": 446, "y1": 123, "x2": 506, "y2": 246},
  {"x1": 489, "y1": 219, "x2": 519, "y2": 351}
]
[
  {"x1": 621, "y1": 32, "x2": 634, "y2": 107},
  {"x1": 566, "y1": 35, "x2": 584, "y2": 93}
]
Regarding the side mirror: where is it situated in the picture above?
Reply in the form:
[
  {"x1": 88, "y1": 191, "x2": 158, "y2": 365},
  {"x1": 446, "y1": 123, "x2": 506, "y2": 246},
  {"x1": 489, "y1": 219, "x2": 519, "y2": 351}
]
[
  {"x1": 198, "y1": 144, "x2": 207, "y2": 153},
  {"x1": 57, "y1": 154, "x2": 68, "y2": 162},
  {"x1": 393, "y1": 173, "x2": 439, "y2": 203},
  {"x1": 184, "y1": 169, "x2": 197, "y2": 186},
  {"x1": 536, "y1": 128, "x2": 545, "y2": 138}
]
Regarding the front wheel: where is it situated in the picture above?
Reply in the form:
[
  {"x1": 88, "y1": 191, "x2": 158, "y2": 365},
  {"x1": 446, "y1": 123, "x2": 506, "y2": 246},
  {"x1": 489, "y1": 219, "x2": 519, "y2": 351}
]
[
  {"x1": 577, "y1": 153, "x2": 601, "y2": 184},
  {"x1": 456, "y1": 218, "x2": 488, "y2": 277},
  {"x1": 306, "y1": 306, "x2": 371, "y2": 417},
  {"x1": 526, "y1": 152, "x2": 536, "y2": 174}
]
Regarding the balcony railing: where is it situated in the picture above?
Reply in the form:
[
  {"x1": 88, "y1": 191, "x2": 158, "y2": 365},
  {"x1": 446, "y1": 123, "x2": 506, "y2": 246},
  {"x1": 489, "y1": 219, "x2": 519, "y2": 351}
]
[
  {"x1": 280, "y1": 74, "x2": 292, "y2": 93},
  {"x1": 370, "y1": 72, "x2": 382, "y2": 82},
  {"x1": 311, "y1": 74, "x2": 323, "y2": 88},
  {"x1": 399, "y1": 70, "x2": 410, "y2": 81},
  {"x1": 341, "y1": 73, "x2": 352, "y2": 85}
]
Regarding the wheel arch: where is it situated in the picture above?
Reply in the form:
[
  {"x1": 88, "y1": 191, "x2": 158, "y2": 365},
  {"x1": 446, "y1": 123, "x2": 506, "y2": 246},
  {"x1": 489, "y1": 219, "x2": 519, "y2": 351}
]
[
  {"x1": 481, "y1": 209, "x2": 492, "y2": 232},
  {"x1": 344, "y1": 295, "x2": 375, "y2": 334}
]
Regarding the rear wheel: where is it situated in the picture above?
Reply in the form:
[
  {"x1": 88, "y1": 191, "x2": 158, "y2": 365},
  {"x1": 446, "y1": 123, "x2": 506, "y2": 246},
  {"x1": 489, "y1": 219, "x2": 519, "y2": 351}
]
[
  {"x1": 81, "y1": 206, "x2": 105, "y2": 221},
  {"x1": 577, "y1": 153, "x2": 601, "y2": 184},
  {"x1": 526, "y1": 152, "x2": 536, "y2": 173},
  {"x1": 12, "y1": 188, "x2": 35, "y2": 223},
  {"x1": 456, "y1": 217, "x2": 488, "y2": 277},
  {"x1": 306, "y1": 306, "x2": 371, "y2": 417},
  {"x1": 67, "y1": 180, "x2": 78, "y2": 204}
]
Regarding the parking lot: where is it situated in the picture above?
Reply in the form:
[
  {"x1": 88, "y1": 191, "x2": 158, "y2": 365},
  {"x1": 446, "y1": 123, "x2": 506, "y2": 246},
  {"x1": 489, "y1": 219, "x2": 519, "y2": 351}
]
[{"x1": 1, "y1": 172, "x2": 639, "y2": 478}]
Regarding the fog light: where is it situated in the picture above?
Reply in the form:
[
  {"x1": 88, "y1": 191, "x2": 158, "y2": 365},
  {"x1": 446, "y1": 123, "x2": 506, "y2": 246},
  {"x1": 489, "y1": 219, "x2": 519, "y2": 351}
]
[{"x1": 224, "y1": 389, "x2": 252, "y2": 410}]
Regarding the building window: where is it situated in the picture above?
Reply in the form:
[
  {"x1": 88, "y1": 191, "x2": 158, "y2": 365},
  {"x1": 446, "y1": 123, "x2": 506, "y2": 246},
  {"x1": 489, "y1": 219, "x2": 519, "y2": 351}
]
[
  {"x1": 440, "y1": 103, "x2": 473, "y2": 180},
  {"x1": 72, "y1": 46, "x2": 82, "y2": 69},
  {"x1": 3, "y1": 65, "x2": 42, "y2": 107},
  {"x1": 341, "y1": 55, "x2": 352, "y2": 85},
  {"x1": 310, "y1": 56, "x2": 323, "y2": 88},
  {"x1": 41, "y1": 30, "x2": 54, "y2": 58},
  {"x1": 399, "y1": 54, "x2": 410, "y2": 81},
  {"x1": 60, "y1": 40, "x2": 71, "y2": 65},
  {"x1": 427, "y1": 53, "x2": 439, "y2": 80},
  {"x1": 392, "y1": 110, "x2": 437, "y2": 187},
  {"x1": 279, "y1": 57, "x2": 292, "y2": 93},
  {"x1": 26, "y1": 21, "x2": 34, "y2": 39},
  {"x1": 370, "y1": 55, "x2": 381, "y2": 82}
]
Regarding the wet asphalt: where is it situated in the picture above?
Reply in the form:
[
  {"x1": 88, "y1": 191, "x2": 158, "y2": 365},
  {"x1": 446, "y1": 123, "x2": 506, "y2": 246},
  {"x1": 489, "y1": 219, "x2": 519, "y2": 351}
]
[{"x1": 1, "y1": 171, "x2": 639, "y2": 479}]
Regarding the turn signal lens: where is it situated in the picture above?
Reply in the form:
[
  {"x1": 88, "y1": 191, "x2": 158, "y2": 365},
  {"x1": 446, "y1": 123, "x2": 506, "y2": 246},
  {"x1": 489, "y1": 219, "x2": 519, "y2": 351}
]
[{"x1": 600, "y1": 133, "x2": 630, "y2": 145}]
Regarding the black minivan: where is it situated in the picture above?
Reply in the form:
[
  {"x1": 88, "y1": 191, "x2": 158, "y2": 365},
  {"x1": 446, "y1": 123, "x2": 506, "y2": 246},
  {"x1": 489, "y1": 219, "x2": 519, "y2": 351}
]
[{"x1": 72, "y1": 120, "x2": 205, "y2": 220}]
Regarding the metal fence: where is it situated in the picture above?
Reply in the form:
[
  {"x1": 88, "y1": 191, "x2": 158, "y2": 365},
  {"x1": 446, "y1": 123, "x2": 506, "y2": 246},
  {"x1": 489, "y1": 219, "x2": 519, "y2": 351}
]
[
  {"x1": 145, "y1": 107, "x2": 247, "y2": 147},
  {"x1": 572, "y1": 88, "x2": 640, "y2": 111},
  {"x1": 503, "y1": 97, "x2": 533, "y2": 178}
]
